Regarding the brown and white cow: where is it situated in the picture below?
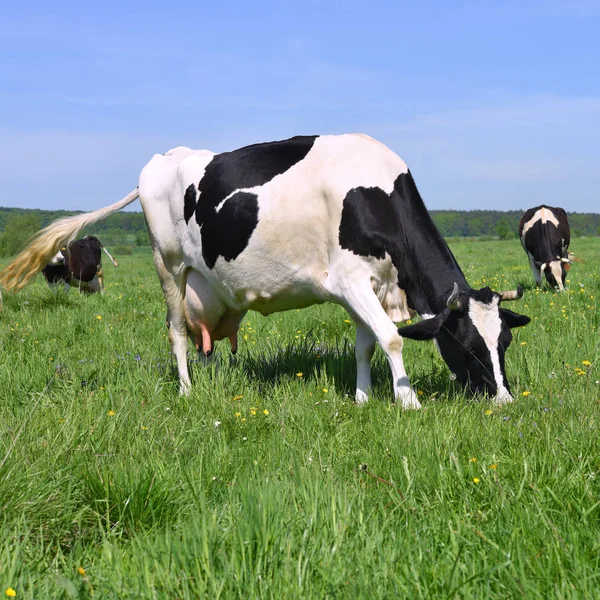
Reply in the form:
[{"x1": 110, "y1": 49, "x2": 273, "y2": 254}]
[{"x1": 0, "y1": 134, "x2": 530, "y2": 407}]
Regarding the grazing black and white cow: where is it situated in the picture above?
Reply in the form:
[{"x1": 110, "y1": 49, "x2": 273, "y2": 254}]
[
  {"x1": 0, "y1": 134, "x2": 530, "y2": 407},
  {"x1": 42, "y1": 235, "x2": 118, "y2": 293},
  {"x1": 519, "y1": 205, "x2": 571, "y2": 291}
]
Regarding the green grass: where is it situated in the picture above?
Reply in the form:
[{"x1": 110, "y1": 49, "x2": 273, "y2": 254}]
[{"x1": 0, "y1": 238, "x2": 599, "y2": 599}]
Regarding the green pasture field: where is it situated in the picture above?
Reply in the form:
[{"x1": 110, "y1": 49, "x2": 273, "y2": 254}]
[{"x1": 0, "y1": 238, "x2": 599, "y2": 598}]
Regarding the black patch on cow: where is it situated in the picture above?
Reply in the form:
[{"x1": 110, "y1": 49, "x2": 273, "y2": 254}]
[
  {"x1": 188, "y1": 135, "x2": 317, "y2": 268},
  {"x1": 201, "y1": 192, "x2": 260, "y2": 268},
  {"x1": 184, "y1": 184, "x2": 197, "y2": 224},
  {"x1": 42, "y1": 263, "x2": 71, "y2": 284},
  {"x1": 338, "y1": 170, "x2": 469, "y2": 315}
]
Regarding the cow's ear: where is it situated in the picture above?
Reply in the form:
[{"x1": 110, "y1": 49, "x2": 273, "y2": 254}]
[
  {"x1": 500, "y1": 308, "x2": 531, "y2": 329},
  {"x1": 398, "y1": 312, "x2": 447, "y2": 341}
]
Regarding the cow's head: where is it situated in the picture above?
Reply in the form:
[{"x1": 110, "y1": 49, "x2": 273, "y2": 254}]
[
  {"x1": 48, "y1": 248, "x2": 66, "y2": 265},
  {"x1": 541, "y1": 258, "x2": 570, "y2": 291},
  {"x1": 398, "y1": 283, "x2": 530, "y2": 403}
]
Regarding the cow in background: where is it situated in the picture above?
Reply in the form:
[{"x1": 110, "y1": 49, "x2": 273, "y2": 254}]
[
  {"x1": 42, "y1": 235, "x2": 118, "y2": 293},
  {"x1": 519, "y1": 205, "x2": 571, "y2": 291}
]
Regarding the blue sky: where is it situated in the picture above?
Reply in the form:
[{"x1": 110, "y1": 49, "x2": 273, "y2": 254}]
[{"x1": 1, "y1": 0, "x2": 599, "y2": 212}]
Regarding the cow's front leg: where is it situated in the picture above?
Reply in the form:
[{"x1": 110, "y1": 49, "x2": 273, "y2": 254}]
[
  {"x1": 355, "y1": 322, "x2": 375, "y2": 404},
  {"x1": 334, "y1": 281, "x2": 421, "y2": 409},
  {"x1": 528, "y1": 254, "x2": 542, "y2": 286}
]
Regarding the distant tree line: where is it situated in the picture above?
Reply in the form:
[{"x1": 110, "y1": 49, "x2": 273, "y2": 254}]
[
  {"x1": 0, "y1": 206, "x2": 598, "y2": 257},
  {"x1": 0, "y1": 208, "x2": 150, "y2": 257},
  {"x1": 431, "y1": 210, "x2": 600, "y2": 239}
]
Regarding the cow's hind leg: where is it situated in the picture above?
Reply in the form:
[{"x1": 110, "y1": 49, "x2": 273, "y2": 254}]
[
  {"x1": 154, "y1": 252, "x2": 192, "y2": 395},
  {"x1": 334, "y1": 281, "x2": 421, "y2": 409}
]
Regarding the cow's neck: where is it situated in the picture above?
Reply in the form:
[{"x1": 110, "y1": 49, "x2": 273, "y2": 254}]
[{"x1": 390, "y1": 172, "x2": 470, "y2": 316}]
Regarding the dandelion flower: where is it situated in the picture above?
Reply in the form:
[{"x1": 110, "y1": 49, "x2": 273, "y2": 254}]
[
  {"x1": 263, "y1": 409, "x2": 269, "y2": 415},
  {"x1": 5, "y1": 589, "x2": 16, "y2": 598},
  {"x1": 322, "y1": 388, "x2": 328, "y2": 393},
  {"x1": 107, "y1": 410, "x2": 116, "y2": 417},
  {"x1": 250, "y1": 409, "x2": 257, "y2": 416},
  {"x1": 473, "y1": 478, "x2": 480, "y2": 484},
  {"x1": 469, "y1": 457, "x2": 477, "y2": 463},
  {"x1": 344, "y1": 319, "x2": 351, "y2": 323},
  {"x1": 522, "y1": 391, "x2": 531, "y2": 397},
  {"x1": 96, "y1": 315, "x2": 102, "y2": 320},
  {"x1": 296, "y1": 372, "x2": 303, "y2": 377},
  {"x1": 235, "y1": 412, "x2": 241, "y2": 418},
  {"x1": 582, "y1": 360, "x2": 592, "y2": 367},
  {"x1": 489, "y1": 464, "x2": 498, "y2": 470},
  {"x1": 78, "y1": 567, "x2": 86, "y2": 576},
  {"x1": 233, "y1": 395, "x2": 243, "y2": 401},
  {"x1": 520, "y1": 341, "x2": 527, "y2": 346},
  {"x1": 417, "y1": 390, "x2": 424, "y2": 396},
  {"x1": 485, "y1": 409, "x2": 493, "y2": 415}
]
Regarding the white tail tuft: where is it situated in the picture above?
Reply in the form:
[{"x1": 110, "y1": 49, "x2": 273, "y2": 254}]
[{"x1": 0, "y1": 189, "x2": 139, "y2": 293}]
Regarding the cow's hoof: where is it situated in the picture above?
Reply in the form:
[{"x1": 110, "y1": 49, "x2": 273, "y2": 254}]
[
  {"x1": 398, "y1": 392, "x2": 421, "y2": 410},
  {"x1": 355, "y1": 390, "x2": 369, "y2": 405}
]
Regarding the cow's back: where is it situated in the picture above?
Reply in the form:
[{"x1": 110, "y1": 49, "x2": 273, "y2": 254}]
[{"x1": 139, "y1": 135, "x2": 409, "y2": 313}]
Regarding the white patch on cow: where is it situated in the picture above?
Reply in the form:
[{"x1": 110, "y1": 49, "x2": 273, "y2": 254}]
[
  {"x1": 48, "y1": 250, "x2": 64, "y2": 265},
  {"x1": 370, "y1": 255, "x2": 414, "y2": 323},
  {"x1": 468, "y1": 297, "x2": 512, "y2": 402},
  {"x1": 521, "y1": 207, "x2": 560, "y2": 238}
]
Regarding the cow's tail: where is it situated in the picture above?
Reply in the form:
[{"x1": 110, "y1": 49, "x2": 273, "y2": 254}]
[{"x1": 0, "y1": 189, "x2": 139, "y2": 293}]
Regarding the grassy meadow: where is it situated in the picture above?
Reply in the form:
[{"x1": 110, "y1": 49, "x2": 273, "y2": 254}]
[{"x1": 0, "y1": 237, "x2": 599, "y2": 598}]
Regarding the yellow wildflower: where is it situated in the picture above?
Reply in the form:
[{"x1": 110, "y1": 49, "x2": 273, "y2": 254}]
[
  {"x1": 296, "y1": 372, "x2": 303, "y2": 377},
  {"x1": 520, "y1": 341, "x2": 527, "y2": 346},
  {"x1": 96, "y1": 315, "x2": 102, "y2": 320},
  {"x1": 235, "y1": 412, "x2": 241, "y2": 418},
  {"x1": 78, "y1": 567, "x2": 86, "y2": 576},
  {"x1": 473, "y1": 478, "x2": 480, "y2": 484},
  {"x1": 250, "y1": 409, "x2": 257, "y2": 416},
  {"x1": 469, "y1": 457, "x2": 477, "y2": 463},
  {"x1": 263, "y1": 409, "x2": 269, "y2": 415},
  {"x1": 5, "y1": 589, "x2": 16, "y2": 598},
  {"x1": 582, "y1": 360, "x2": 592, "y2": 367},
  {"x1": 107, "y1": 410, "x2": 116, "y2": 417},
  {"x1": 485, "y1": 409, "x2": 493, "y2": 415},
  {"x1": 489, "y1": 464, "x2": 498, "y2": 470},
  {"x1": 344, "y1": 319, "x2": 351, "y2": 323},
  {"x1": 522, "y1": 391, "x2": 531, "y2": 397},
  {"x1": 322, "y1": 388, "x2": 328, "y2": 393},
  {"x1": 417, "y1": 390, "x2": 424, "y2": 396},
  {"x1": 233, "y1": 395, "x2": 243, "y2": 401}
]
